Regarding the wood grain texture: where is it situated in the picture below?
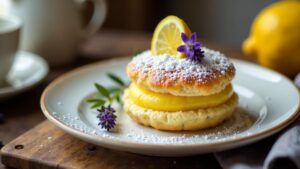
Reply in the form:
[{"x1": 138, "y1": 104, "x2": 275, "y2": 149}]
[{"x1": 1, "y1": 121, "x2": 221, "y2": 169}]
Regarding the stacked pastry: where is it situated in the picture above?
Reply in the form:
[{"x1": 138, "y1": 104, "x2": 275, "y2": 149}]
[{"x1": 123, "y1": 47, "x2": 238, "y2": 131}]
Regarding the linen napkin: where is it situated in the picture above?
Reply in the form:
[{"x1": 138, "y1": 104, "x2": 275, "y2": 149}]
[{"x1": 215, "y1": 74, "x2": 300, "y2": 169}]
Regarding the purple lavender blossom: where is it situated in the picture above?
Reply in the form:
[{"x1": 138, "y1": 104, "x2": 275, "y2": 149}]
[
  {"x1": 97, "y1": 105, "x2": 116, "y2": 131},
  {"x1": 177, "y1": 32, "x2": 204, "y2": 62}
]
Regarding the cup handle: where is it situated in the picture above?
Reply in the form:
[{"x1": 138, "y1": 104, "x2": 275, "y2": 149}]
[{"x1": 82, "y1": 0, "x2": 107, "y2": 38}]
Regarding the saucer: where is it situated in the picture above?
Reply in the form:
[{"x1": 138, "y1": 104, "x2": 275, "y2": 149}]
[{"x1": 0, "y1": 51, "x2": 49, "y2": 101}]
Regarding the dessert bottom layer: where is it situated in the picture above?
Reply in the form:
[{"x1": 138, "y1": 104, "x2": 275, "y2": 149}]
[
  {"x1": 127, "y1": 83, "x2": 233, "y2": 111},
  {"x1": 123, "y1": 92, "x2": 238, "y2": 131}
]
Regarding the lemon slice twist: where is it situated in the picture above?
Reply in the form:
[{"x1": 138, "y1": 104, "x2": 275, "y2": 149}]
[{"x1": 151, "y1": 15, "x2": 192, "y2": 58}]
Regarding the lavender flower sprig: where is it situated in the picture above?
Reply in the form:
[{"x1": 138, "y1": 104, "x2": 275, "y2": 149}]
[
  {"x1": 97, "y1": 105, "x2": 117, "y2": 131},
  {"x1": 87, "y1": 73, "x2": 128, "y2": 131},
  {"x1": 177, "y1": 32, "x2": 204, "y2": 62}
]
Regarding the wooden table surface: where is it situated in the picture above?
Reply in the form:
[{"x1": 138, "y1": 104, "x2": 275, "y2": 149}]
[{"x1": 0, "y1": 29, "x2": 250, "y2": 169}]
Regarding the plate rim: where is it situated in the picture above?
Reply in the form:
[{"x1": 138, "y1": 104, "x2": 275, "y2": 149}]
[{"x1": 40, "y1": 57, "x2": 300, "y2": 149}]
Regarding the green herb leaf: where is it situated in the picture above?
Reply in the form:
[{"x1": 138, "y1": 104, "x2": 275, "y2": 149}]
[
  {"x1": 91, "y1": 101, "x2": 105, "y2": 109},
  {"x1": 110, "y1": 91, "x2": 121, "y2": 100},
  {"x1": 88, "y1": 74, "x2": 127, "y2": 109},
  {"x1": 95, "y1": 83, "x2": 110, "y2": 98},
  {"x1": 116, "y1": 96, "x2": 121, "y2": 103},
  {"x1": 108, "y1": 87, "x2": 121, "y2": 93},
  {"x1": 107, "y1": 73, "x2": 125, "y2": 86},
  {"x1": 87, "y1": 98, "x2": 105, "y2": 103}
]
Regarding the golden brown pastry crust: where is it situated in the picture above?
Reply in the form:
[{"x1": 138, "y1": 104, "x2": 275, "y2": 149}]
[
  {"x1": 126, "y1": 48, "x2": 235, "y2": 96},
  {"x1": 123, "y1": 92, "x2": 238, "y2": 131}
]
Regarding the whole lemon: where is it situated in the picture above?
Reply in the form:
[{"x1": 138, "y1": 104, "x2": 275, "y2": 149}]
[{"x1": 243, "y1": 0, "x2": 300, "y2": 77}]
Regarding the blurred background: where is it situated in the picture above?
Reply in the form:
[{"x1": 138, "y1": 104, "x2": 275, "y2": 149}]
[
  {"x1": 0, "y1": 0, "x2": 298, "y2": 73},
  {"x1": 102, "y1": 0, "x2": 276, "y2": 46}
]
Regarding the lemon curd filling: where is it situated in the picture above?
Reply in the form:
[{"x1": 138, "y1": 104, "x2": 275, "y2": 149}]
[{"x1": 127, "y1": 83, "x2": 233, "y2": 111}]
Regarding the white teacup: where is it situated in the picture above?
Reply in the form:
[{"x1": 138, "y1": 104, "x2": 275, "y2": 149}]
[
  {"x1": 0, "y1": 16, "x2": 21, "y2": 87},
  {"x1": 3, "y1": 0, "x2": 107, "y2": 66}
]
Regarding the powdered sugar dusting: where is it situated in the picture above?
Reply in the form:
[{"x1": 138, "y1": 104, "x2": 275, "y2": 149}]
[
  {"x1": 123, "y1": 109, "x2": 254, "y2": 144},
  {"x1": 130, "y1": 47, "x2": 234, "y2": 84},
  {"x1": 54, "y1": 102, "x2": 254, "y2": 145}
]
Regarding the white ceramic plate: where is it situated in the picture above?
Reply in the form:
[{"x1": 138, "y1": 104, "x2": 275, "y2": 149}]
[
  {"x1": 41, "y1": 58, "x2": 300, "y2": 156},
  {"x1": 0, "y1": 51, "x2": 49, "y2": 101}
]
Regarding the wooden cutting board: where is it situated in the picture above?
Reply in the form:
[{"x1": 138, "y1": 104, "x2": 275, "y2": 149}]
[{"x1": 1, "y1": 121, "x2": 221, "y2": 169}]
